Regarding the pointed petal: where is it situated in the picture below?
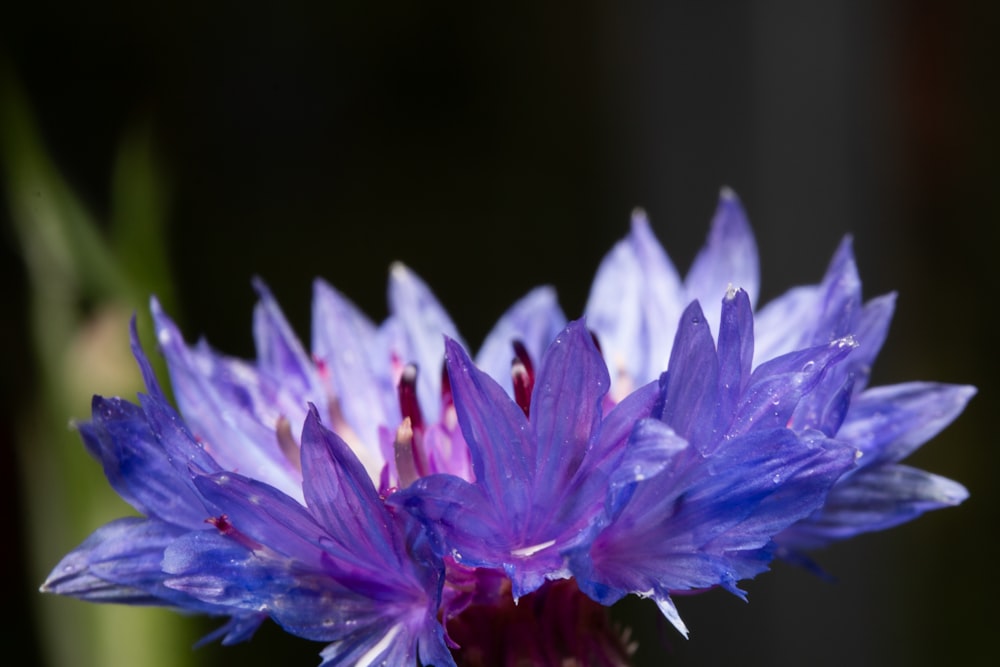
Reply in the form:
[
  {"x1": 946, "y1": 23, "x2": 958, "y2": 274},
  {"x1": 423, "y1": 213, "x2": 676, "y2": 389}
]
[
  {"x1": 311, "y1": 278, "x2": 398, "y2": 459},
  {"x1": 252, "y1": 277, "x2": 322, "y2": 401},
  {"x1": 847, "y1": 292, "x2": 897, "y2": 391},
  {"x1": 659, "y1": 301, "x2": 721, "y2": 451},
  {"x1": 586, "y1": 209, "x2": 685, "y2": 392},
  {"x1": 572, "y1": 428, "x2": 854, "y2": 612},
  {"x1": 443, "y1": 336, "x2": 533, "y2": 513},
  {"x1": 131, "y1": 311, "x2": 167, "y2": 401},
  {"x1": 810, "y1": 236, "x2": 862, "y2": 343},
  {"x1": 80, "y1": 395, "x2": 215, "y2": 527},
  {"x1": 685, "y1": 189, "x2": 760, "y2": 334},
  {"x1": 300, "y1": 407, "x2": 401, "y2": 566},
  {"x1": 780, "y1": 464, "x2": 969, "y2": 548},
  {"x1": 654, "y1": 595, "x2": 690, "y2": 638},
  {"x1": 151, "y1": 300, "x2": 303, "y2": 499},
  {"x1": 837, "y1": 382, "x2": 976, "y2": 464},
  {"x1": 388, "y1": 263, "x2": 463, "y2": 422},
  {"x1": 716, "y1": 288, "x2": 755, "y2": 417},
  {"x1": 529, "y1": 320, "x2": 609, "y2": 501},
  {"x1": 475, "y1": 286, "x2": 566, "y2": 393},
  {"x1": 42, "y1": 517, "x2": 194, "y2": 607},
  {"x1": 729, "y1": 336, "x2": 857, "y2": 437}
]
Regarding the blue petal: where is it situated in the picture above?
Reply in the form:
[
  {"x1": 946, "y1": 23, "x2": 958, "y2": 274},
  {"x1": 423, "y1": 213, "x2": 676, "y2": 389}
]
[
  {"x1": 80, "y1": 396, "x2": 215, "y2": 528},
  {"x1": 836, "y1": 382, "x2": 976, "y2": 465},
  {"x1": 753, "y1": 285, "x2": 821, "y2": 363},
  {"x1": 848, "y1": 292, "x2": 897, "y2": 390},
  {"x1": 779, "y1": 464, "x2": 968, "y2": 549},
  {"x1": 808, "y1": 236, "x2": 862, "y2": 344},
  {"x1": 729, "y1": 336, "x2": 857, "y2": 437},
  {"x1": 685, "y1": 188, "x2": 760, "y2": 334},
  {"x1": 571, "y1": 428, "x2": 855, "y2": 617},
  {"x1": 441, "y1": 335, "x2": 533, "y2": 515},
  {"x1": 42, "y1": 517, "x2": 199, "y2": 607}
]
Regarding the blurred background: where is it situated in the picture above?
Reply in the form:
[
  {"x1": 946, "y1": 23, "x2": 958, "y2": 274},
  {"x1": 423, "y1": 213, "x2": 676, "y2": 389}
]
[{"x1": 1, "y1": 1, "x2": 995, "y2": 665}]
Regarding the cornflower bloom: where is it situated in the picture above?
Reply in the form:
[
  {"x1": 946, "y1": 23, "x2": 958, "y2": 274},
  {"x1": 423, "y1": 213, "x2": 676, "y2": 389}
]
[
  {"x1": 585, "y1": 189, "x2": 972, "y2": 555},
  {"x1": 42, "y1": 191, "x2": 971, "y2": 665}
]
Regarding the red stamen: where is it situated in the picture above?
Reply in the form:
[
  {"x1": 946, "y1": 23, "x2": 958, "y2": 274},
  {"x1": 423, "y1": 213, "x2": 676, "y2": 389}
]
[
  {"x1": 398, "y1": 363, "x2": 425, "y2": 432},
  {"x1": 206, "y1": 514, "x2": 262, "y2": 551},
  {"x1": 511, "y1": 340, "x2": 535, "y2": 417}
]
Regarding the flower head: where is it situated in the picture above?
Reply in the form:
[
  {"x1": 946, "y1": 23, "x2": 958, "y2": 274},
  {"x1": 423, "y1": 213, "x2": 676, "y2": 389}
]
[
  {"x1": 42, "y1": 190, "x2": 971, "y2": 664},
  {"x1": 585, "y1": 189, "x2": 972, "y2": 554}
]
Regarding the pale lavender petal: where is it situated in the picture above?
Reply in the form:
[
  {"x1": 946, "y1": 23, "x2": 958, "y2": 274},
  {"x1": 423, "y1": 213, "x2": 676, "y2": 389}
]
[
  {"x1": 837, "y1": 382, "x2": 976, "y2": 464},
  {"x1": 752, "y1": 285, "x2": 821, "y2": 363},
  {"x1": 388, "y1": 263, "x2": 463, "y2": 422},
  {"x1": 586, "y1": 209, "x2": 685, "y2": 394},
  {"x1": 685, "y1": 188, "x2": 760, "y2": 335},
  {"x1": 311, "y1": 278, "x2": 398, "y2": 472},
  {"x1": 252, "y1": 278, "x2": 323, "y2": 401},
  {"x1": 151, "y1": 299, "x2": 302, "y2": 499},
  {"x1": 780, "y1": 464, "x2": 968, "y2": 549},
  {"x1": 475, "y1": 286, "x2": 566, "y2": 392}
]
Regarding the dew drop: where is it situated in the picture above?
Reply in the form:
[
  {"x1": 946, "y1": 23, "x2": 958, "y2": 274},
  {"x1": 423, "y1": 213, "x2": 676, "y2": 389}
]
[{"x1": 801, "y1": 361, "x2": 816, "y2": 373}]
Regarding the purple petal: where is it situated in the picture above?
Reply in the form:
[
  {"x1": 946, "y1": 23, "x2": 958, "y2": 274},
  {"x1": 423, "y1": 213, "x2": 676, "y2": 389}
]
[
  {"x1": 300, "y1": 407, "x2": 403, "y2": 567},
  {"x1": 571, "y1": 428, "x2": 855, "y2": 614},
  {"x1": 847, "y1": 292, "x2": 897, "y2": 391},
  {"x1": 388, "y1": 263, "x2": 463, "y2": 422},
  {"x1": 151, "y1": 300, "x2": 303, "y2": 499},
  {"x1": 42, "y1": 517, "x2": 198, "y2": 607},
  {"x1": 442, "y1": 336, "x2": 533, "y2": 514},
  {"x1": 252, "y1": 278, "x2": 323, "y2": 401},
  {"x1": 809, "y1": 236, "x2": 862, "y2": 343},
  {"x1": 311, "y1": 278, "x2": 398, "y2": 464},
  {"x1": 658, "y1": 301, "x2": 721, "y2": 451},
  {"x1": 729, "y1": 336, "x2": 857, "y2": 437},
  {"x1": 685, "y1": 188, "x2": 760, "y2": 334},
  {"x1": 585, "y1": 209, "x2": 685, "y2": 394},
  {"x1": 837, "y1": 382, "x2": 976, "y2": 465},
  {"x1": 752, "y1": 286, "x2": 821, "y2": 363},
  {"x1": 716, "y1": 288, "x2": 755, "y2": 418},
  {"x1": 529, "y1": 320, "x2": 609, "y2": 506},
  {"x1": 779, "y1": 464, "x2": 968, "y2": 549},
  {"x1": 80, "y1": 396, "x2": 215, "y2": 527}
]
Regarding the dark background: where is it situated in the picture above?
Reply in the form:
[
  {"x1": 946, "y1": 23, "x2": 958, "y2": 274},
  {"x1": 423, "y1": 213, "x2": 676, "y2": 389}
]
[{"x1": 2, "y1": 1, "x2": 995, "y2": 665}]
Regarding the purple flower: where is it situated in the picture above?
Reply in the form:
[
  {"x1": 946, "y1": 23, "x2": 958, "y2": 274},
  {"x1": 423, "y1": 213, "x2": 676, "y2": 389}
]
[
  {"x1": 41, "y1": 190, "x2": 971, "y2": 663},
  {"x1": 585, "y1": 189, "x2": 972, "y2": 553},
  {"x1": 42, "y1": 321, "x2": 456, "y2": 666},
  {"x1": 568, "y1": 290, "x2": 858, "y2": 635}
]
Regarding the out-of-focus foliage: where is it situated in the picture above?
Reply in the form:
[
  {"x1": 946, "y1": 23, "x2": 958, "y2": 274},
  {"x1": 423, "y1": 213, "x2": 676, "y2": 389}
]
[{"x1": 1, "y1": 69, "x2": 195, "y2": 667}]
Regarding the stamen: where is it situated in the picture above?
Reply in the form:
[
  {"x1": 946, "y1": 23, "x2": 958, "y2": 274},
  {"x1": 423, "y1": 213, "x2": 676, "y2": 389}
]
[
  {"x1": 511, "y1": 340, "x2": 535, "y2": 417},
  {"x1": 275, "y1": 415, "x2": 302, "y2": 473},
  {"x1": 394, "y1": 417, "x2": 419, "y2": 488},
  {"x1": 398, "y1": 363, "x2": 425, "y2": 432},
  {"x1": 206, "y1": 514, "x2": 262, "y2": 551},
  {"x1": 440, "y1": 362, "x2": 453, "y2": 413}
]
